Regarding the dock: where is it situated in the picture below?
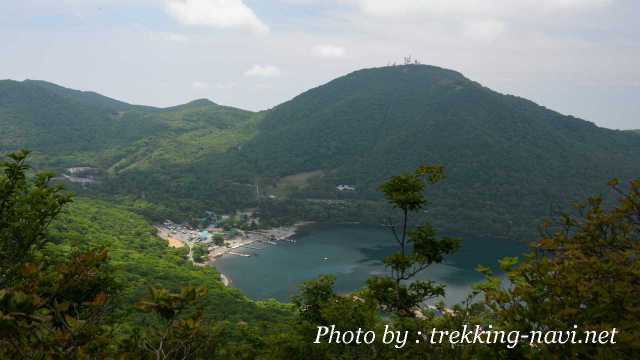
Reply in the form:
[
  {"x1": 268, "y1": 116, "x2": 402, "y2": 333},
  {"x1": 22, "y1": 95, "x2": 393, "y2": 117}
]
[{"x1": 229, "y1": 251, "x2": 251, "y2": 257}]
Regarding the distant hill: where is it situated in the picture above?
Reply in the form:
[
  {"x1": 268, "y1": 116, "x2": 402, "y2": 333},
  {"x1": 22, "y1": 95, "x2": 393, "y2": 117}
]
[
  {"x1": 2, "y1": 67, "x2": 639, "y2": 239},
  {"x1": 20, "y1": 80, "x2": 133, "y2": 111},
  {"x1": 0, "y1": 79, "x2": 259, "y2": 171},
  {"x1": 0, "y1": 79, "x2": 144, "y2": 155}
]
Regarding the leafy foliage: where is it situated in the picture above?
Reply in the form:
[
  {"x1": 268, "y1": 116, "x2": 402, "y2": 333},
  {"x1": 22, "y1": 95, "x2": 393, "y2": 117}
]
[
  {"x1": 0, "y1": 249, "x2": 119, "y2": 358},
  {"x1": 131, "y1": 287, "x2": 218, "y2": 359},
  {"x1": 0, "y1": 151, "x2": 116, "y2": 357},
  {"x1": 368, "y1": 165, "x2": 460, "y2": 315},
  {"x1": 192, "y1": 244, "x2": 209, "y2": 263},
  {"x1": 283, "y1": 275, "x2": 380, "y2": 359},
  {"x1": 0, "y1": 149, "x2": 72, "y2": 285},
  {"x1": 477, "y1": 179, "x2": 640, "y2": 358}
]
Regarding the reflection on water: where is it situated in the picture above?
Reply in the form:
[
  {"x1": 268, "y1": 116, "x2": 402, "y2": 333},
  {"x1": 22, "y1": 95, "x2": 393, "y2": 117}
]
[{"x1": 214, "y1": 224, "x2": 527, "y2": 305}]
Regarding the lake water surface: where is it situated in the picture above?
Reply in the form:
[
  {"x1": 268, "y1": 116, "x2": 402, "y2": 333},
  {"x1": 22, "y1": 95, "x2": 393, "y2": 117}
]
[{"x1": 214, "y1": 224, "x2": 527, "y2": 305}]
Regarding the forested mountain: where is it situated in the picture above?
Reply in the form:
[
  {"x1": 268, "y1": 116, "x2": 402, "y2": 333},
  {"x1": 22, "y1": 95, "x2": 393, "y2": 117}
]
[
  {"x1": 0, "y1": 79, "x2": 259, "y2": 170},
  {"x1": 235, "y1": 65, "x2": 640, "y2": 238},
  {"x1": 19, "y1": 80, "x2": 133, "y2": 111},
  {"x1": 0, "y1": 79, "x2": 146, "y2": 155},
  {"x1": 2, "y1": 66, "x2": 639, "y2": 239}
]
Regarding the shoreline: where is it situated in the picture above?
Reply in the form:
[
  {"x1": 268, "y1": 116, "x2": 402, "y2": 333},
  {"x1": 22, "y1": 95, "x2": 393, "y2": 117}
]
[
  {"x1": 209, "y1": 222, "x2": 312, "y2": 289},
  {"x1": 156, "y1": 221, "x2": 313, "y2": 288},
  {"x1": 208, "y1": 221, "x2": 313, "y2": 263}
]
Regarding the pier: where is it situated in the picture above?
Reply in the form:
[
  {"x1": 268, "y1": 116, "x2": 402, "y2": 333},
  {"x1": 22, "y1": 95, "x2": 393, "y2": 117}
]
[{"x1": 229, "y1": 251, "x2": 251, "y2": 257}]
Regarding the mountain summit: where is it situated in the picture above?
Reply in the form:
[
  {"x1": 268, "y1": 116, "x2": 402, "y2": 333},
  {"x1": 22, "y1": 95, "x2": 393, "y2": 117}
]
[{"x1": 237, "y1": 65, "x2": 640, "y2": 236}]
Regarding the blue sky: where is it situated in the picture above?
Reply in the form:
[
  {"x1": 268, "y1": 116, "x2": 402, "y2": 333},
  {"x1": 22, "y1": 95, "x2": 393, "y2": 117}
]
[{"x1": 1, "y1": 0, "x2": 639, "y2": 129}]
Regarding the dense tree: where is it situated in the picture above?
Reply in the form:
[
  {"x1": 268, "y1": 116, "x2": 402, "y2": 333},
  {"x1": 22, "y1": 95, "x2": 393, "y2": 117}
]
[
  {"x1": 128, "y1": 287, "x2": 218, "y2": 359},
  {"x1": 0, "y1": 151, "x2": 116, "y2": 358},
  {"x1": 0, "y1": 150, "x2": 72, "y2": 285},
  {"x1": 277, "y1": 275, "x2": 380, "y2": 359},
  {"x1": 213, "y1": 233, "x2": 225, "y2": 246},
  {"x1": 367, "y1": 165, "x2": 460, "y2": 316},
  {"x1": 192, "y1": 244, "x2": 209, "y2": 263},
  {"x1": 477, "y1": 179, "x2": 640, "y2": 358}
]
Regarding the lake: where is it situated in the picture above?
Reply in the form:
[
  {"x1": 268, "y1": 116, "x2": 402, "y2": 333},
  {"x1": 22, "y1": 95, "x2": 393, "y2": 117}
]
[{"x1": 214, "y1": 224, "x2": 527, "y2": 305}]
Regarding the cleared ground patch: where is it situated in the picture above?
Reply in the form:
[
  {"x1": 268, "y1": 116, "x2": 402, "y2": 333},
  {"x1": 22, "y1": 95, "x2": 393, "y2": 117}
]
[{"x1": 267, "y1": 170, "x2": 324, "y2": 197}]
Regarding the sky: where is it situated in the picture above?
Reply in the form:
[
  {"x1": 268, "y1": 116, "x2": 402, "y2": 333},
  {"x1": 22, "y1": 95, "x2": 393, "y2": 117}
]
[{"x1": 1, "y1": 0, "x2": 639, "y2": 130}]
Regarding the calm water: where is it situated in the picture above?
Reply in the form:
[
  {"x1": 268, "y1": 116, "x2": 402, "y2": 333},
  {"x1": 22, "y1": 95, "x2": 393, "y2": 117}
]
[{"x1": 214, "y1": 224, "x2": 527, "y2": 305}]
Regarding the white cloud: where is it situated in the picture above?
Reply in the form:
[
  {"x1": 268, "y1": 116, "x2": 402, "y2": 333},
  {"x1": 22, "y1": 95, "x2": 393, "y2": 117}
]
[
  {"x1": 192, "y1": 81, "x2": 209, "y2": 89},
  {"x1": 539, "y1": 0, "x2": 612, "y2": 11},
  {"x1": 278, "y1": 0, "x2": 318, "y2": 4},
  {"x1": 143, "y1": 29, "x2": 190, "y2": 43},
  {"x1": 463, "y1": 19, "x2": 505, "y2": 42},
  {"x1": 255, "y1": 83, "x2": 275, "y2": 90},
  {"x1": 312, "y1": 44, "x2": 346, "y2": 58},
  {"x1": 148, "y1": 32, "x2": 190, "y2": 43},
  {"x1": 244, "y1": 65, "x2": 281, "y2": 78},
  {"x1": 346, "y1": 0, "x2": 612, "y2": 46},
  {"x1": 213, "y1": 81, "x2": 237, "y2": 89},
  {"x1": 352, "y1": 0, "x2": 612, "y2": 17},
  {"x1": 165, "y1": 33, "x2": 190, "y2": 42},
  {"x1": 354, "y1": 0, "x2": 487, "y2": 17},
  {"x1": 166, "y1": 0, "x2": 269, "y2": 34}
]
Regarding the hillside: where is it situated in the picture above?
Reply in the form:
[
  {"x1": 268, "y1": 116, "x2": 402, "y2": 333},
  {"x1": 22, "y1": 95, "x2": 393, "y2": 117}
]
[
  {"x1": 235, "y1": 65, "x2": 640, "y2": 238},
  {"x1": 0, "y1": 79, "x2": 263, "y2": 219},
  {"x1": 47, "y1": 198, "x2": 291, "y2": 322},
  {"x1": 0, "y1": 79, "x2": 260, "y2": 173},
  {"x1": 0, "y1": 80, "x2": 147, "y2": 156}
]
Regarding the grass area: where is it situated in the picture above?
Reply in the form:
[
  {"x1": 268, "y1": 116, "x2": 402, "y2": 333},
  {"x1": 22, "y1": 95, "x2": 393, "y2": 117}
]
[
  {"x1": 103, "y1": 108, "x2": 262, "y2": 174},
  {"x1": 266, "y1": 170, "x2": 325, "y2": 197}
]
